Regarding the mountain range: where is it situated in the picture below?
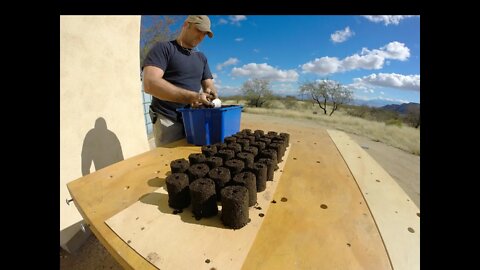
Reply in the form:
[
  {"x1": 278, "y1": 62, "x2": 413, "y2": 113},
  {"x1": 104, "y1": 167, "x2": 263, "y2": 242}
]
[
  {"x1": 352, "y1": 98, "x2": 404, "y2": 107},
  {"x1": 381, "y1": 102, "x2": 420, "y2": 115}
]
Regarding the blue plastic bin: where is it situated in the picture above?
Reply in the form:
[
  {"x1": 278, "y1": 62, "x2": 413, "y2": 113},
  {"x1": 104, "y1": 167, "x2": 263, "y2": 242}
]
[{"x1": 177, "y1": 105, "x2": 243, "y2": 146}]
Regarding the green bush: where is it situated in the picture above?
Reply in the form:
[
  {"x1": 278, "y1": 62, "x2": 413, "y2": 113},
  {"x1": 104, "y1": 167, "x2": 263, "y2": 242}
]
[
  {"x1": 385, "y1": 118, "x2": 403, "y2": 127},
  {"x1": 263, "y1": 100, "x2": 286, "y2": 109}
]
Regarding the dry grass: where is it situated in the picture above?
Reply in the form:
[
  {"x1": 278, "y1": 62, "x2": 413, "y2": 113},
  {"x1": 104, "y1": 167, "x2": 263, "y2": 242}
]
[{"x1": 229, "y1": 103, "x2": 420, "y2": 155}]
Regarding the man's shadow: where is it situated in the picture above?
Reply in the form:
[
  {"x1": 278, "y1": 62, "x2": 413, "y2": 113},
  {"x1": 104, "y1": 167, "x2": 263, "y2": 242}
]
[{"x1": 81, "y1": 117, "x2": 124, "y2": 175}]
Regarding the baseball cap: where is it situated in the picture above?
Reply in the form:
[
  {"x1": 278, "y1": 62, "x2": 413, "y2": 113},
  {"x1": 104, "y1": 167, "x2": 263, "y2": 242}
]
[{"x1": 186, "y1": 15, "x2": 214, "y2": 38}]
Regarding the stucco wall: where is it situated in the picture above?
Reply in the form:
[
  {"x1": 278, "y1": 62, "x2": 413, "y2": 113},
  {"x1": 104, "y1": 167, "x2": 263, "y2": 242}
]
[{"x1": 60, "y1": 15, "x2": 148, "y2": 250}]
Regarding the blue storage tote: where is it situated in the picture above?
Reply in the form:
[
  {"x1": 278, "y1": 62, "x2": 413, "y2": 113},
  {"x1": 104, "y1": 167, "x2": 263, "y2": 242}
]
[{"x1": 177, "y1": 105, "x2": 243, "y2": 146}]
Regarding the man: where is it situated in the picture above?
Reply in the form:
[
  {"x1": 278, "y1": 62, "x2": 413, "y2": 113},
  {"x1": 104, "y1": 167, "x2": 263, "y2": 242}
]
[{"x1": 142, "y1": 15, "x2": 218, "y2": 146}]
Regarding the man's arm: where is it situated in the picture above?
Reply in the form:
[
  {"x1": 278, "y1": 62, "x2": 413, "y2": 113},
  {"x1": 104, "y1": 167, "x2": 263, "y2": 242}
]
[
  {"x1": 143, "y1": 66, "x2": 211, "y2": 105},
  {"x1": 201, "y1": 78, "x2": 218, "y2": 100}
]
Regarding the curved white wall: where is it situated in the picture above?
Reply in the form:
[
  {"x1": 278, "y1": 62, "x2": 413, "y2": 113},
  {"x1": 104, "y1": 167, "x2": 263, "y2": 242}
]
[{"x1": 60, "y1": 15, "x2": 149, "y2": 251}]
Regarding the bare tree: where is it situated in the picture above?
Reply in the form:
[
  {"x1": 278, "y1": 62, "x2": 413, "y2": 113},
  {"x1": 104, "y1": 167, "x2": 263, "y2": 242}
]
[
  {"x1": 299, "y1": 80, "x2": 329, "y2": 114},
  {"x1": 140, "y1": 16, "x2": 183, "y2": 68},
  {"x1": 404, "y1": 105, "x2": 420, "y2": 128},
  {"x1": 299, "y1": 80, "x2": 353, "y2": 116},
  {"x1": 241, "y1": 78, "x2": 274, "y2": 107},
  {"x1": 328, "y1": 83, "x2": 353, "y2": 116}
]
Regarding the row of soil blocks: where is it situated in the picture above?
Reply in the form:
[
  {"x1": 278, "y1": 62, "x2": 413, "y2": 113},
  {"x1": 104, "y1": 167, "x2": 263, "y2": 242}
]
[{"x1": 165, "y1": 129, "x2": 290, "y2": 229}]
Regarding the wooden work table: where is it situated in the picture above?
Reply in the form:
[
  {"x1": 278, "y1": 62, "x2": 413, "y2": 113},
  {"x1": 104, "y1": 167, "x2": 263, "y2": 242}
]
[{"x1": 67, "y1": 115, "x2": 419, "y2": 270}]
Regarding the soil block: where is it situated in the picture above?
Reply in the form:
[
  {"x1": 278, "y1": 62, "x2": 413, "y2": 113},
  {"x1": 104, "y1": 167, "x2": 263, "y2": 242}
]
[
  {"x1": 224, "y1": 136, "x2": 237, "y2": 144},
  {"x1": 268, "y1": 142, "x2": 285, "y2": 162},
  {"x1": 236, "y1": 138, "x2": 250, "y2": 149},
  {"x1": 236, "y1": 152, "x2": 255, "y2": 169},
  {"x1": 201, "y1": 145, "x2": 217, "y2": 157},
  {"x1": 165, "y1": 173, "x2": 190, "y2": 209},
  {"x1": 233, "y1": 133, "x2": 245, "y2": 139},
  {"x1": 227, "y1": 142, "x2": 242, "y2": 154},
  {"x1": 259, "y1": 149, "x2": 278, "y2": 166},
  {"x1": 258, "y1": 137, "x2": 272, "y2": 148},
  {"x1": 241, "y1": 129, "x2": 253, "y2": 135},
  {"x1": 245, "y1": 135, "x2": 256, "y2": 143},
  {"x1": 213, "y1": 142, "x2": 227, "y2": 151},
  {"x1": 208, "y1": 166, "x2": 232, "y2": 201},
  {"x1": 280, "y1": 132, "x2": 290, "y2": 145},
  {"x1": 272, "y1": 136, "x2": 287, "y2": 149},
  {"x1": 205, "y1": 156, "x2": 223, "y2": 169},
  {"x1": 215, "y1": 149, "x2": 235, "y2": 163},
  {"x1": 170, "y1": 158, "x2": 190, "y2": 173},
  {"x1": 188, "y1": 153, "x2": 206, "y2": 165},
  {"x1": 243, "y1": 146, "x2": 259, "y2": 158},
  {"x1": 250, "y1": 141, "x2": 266, "y2": 153},
  {"x1": 271, "y1": 134, "x2": 284, "y2": 141},
  {"x1": 258, "y1": 158, "x2": 275, "y2": 181},
  {"x1": 189, "y1": 178, "x2": 218, "y2": 218},
  {"x1": 254, "y1": 130, "x2": 264, "y2": 137},
  {"x1": 233, "y1": 172, "x2": 257, "y2": 206},
  {"x1": 272, "y1": 138, "x2": 287, "y2": 149},
  {"x1": 221, "y1": 185, "x2": 249, "y2": 229},
  {"x1": 224, "y1": 159, "x2": 245, "y2": 175},
  {"x1": 187, "y1": 163, "x2": 210, "y2": 183},
  {"x1": 248, "y1": 163, "x2": 267, "y2": 192}
]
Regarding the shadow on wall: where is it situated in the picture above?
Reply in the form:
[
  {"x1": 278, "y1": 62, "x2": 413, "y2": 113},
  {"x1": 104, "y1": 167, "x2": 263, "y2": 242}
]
[{"x1": 81, "y1": 117, "x2": 124, "y2": 176}]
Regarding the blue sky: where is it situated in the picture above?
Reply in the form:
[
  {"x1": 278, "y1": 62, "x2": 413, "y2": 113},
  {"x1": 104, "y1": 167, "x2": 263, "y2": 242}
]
[{"x1": 144, "y1": 15, "x2": 420, "y2": 104}]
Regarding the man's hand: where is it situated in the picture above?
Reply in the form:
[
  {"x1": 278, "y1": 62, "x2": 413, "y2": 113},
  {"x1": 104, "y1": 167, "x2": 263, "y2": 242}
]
[
  {"x1": 191, "y1": 91, "x2": 213, "y2": 108},
  {"x1": 204, "y1": 87, "x2": 218, "y2": 100}
]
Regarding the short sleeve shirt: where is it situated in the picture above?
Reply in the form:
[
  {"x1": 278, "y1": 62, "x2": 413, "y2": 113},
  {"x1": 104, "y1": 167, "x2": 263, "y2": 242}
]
[{"x1": 142, "y1": 40, "x2": 213, "y2": 121}]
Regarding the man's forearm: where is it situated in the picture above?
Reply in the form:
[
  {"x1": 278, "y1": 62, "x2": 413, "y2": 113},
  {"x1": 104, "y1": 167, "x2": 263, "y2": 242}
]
[
  {"x1": 144, "y1": 77, "x2": 197, "y2": 104},
  {"x1": 201, "y1": 79, "x2": 218, "y2": 99}
]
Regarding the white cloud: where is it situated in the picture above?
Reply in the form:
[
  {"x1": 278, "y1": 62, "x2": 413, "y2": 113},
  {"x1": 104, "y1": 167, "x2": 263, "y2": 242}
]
[
  {"x1": 330, "y1": 26, "x2": 355, "y2": 43},
  {"x1": 354, "y1": 94, "x2": 409, "y2": 104},
  {"x1": 231, "y1": 63, "x2": 299, "y2": 82},
  {"x1": 301, "y1": 41, "x2": 410, "y2": 75},
  {"x1": 253, "y1": 49, "x2": 260, "y2": 53},
  {"x1": 218, "y1": 85, "x2": 241, "y2": 96},
  {"x1": 235, "y1": 37, "x2": 244, "y2": 42},
  {"x1": 346, "y1": 82, "x2": 375, "y2": 94},
  {"x1": 216, "y1": 57, "x2": 239, "y2": 71},
  {"x1": 376, "y1": 96, "x2": 409, "y2": 103},
  {"x1": 375, "y1": 41, "x2": 410, "y2": 61},
  {"x1": 212, "y1": 73, "x2": 220, "y2": 84},
  {"x1": 302, "y1": 56, "x2": 343, "y2": 75},
  {"x1": 342, "y1": 54, "x2": 385, "y2": 70},
  {"x1": 270, "y1": 83, "x2": 298, "y2": 96},
  {"x1": 355, "y1": 73, "x2": 420, "y2": 91},
  {"x1": 362, "y1": 15, "x2": 417, "y2": 25},
  {"x1": 380, "y1": 91, "x2": 385, "y2": 95},
  {"x1": 218, "y1": 18, "x2": 228, "y2": 25},
  {"x1": 229, "y1": 15, "x2": 247, "y2": 25},
  {"x1": 263, "y1": 57, "x2": 269, "y2": 60}
]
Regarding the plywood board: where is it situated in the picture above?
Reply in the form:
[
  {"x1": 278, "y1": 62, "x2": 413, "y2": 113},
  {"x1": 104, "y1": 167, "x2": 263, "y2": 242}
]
[
  {"x1": 239, "y1": 122, "x2": 392, "y2": 270},
  {"x1": 105, "y1": 146, "x2": 291, "y2": 270},
  {"x1": 327, "y1": 129, "x2": 420, "y2": 270},
  {"x1": 68, "y1": 116, "x2": 395, "y2": 269}
]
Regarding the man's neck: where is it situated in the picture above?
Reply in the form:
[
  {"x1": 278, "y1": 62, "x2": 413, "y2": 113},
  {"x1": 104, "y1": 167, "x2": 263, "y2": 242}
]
[{"x1": 176, "y1": 37, "x2": 193, "y2": 49}]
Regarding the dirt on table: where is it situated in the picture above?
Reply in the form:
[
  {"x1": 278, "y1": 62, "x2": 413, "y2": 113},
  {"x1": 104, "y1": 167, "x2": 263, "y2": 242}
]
[{"x1": 61, "y1": 112, "x2": 420, "y2": 269}]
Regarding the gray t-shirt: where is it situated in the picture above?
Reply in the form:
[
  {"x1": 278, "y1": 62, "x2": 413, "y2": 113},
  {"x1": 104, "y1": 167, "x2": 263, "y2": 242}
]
[{"x1": 142, "y1": 40, "x2": 213, "y2": 121}]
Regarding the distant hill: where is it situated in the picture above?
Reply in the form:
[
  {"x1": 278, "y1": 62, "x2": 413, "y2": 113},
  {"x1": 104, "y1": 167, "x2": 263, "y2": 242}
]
[
  {"x1": 352, "y1": 99, "x2": 403, "y2": 108},
  {"x1": 381, "y1": 102, "x2": 420, "y2": 115}
]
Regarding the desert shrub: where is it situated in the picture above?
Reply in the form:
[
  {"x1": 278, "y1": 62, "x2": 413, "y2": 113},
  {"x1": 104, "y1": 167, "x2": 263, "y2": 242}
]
[
  {"x1": 282, "y1": 97, "x2": 301, "y2": 109},
  {"x1": 263, "y1": 100, "x2": 286, "y2": 109},
  {"x1": 385, "y1": 118, "x2": 403, "y2": 127}
]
